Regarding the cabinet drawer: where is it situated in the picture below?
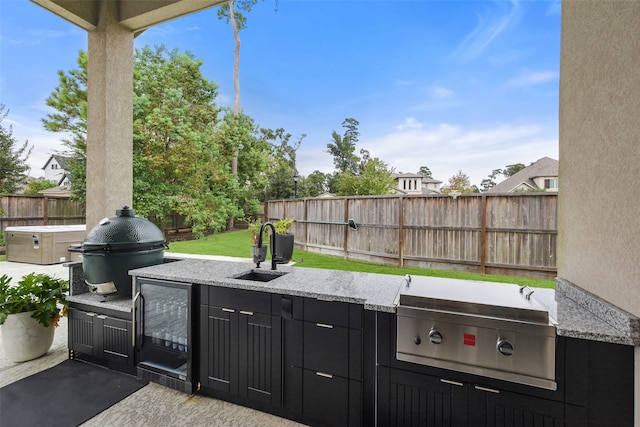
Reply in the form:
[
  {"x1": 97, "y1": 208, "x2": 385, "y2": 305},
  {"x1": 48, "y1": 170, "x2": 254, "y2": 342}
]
[
  {"x1": 303, "y1": 321, "x2": 362, "y2": 380},
  {"x1": 304, "y1": 321, "x2": 349, "y2": 377},
  {"x1": 209, "y1": 286, "x2": 272, "y2": 314},
  {"x1": 303, "y1": 369, "x2": 350, "y2": 426},
  {"x1": 304, "y1": 298, "x2": 363, "y2": 328}
]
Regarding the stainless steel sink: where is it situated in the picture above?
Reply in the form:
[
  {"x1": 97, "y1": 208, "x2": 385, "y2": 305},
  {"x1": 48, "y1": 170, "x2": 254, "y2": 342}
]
[{"x1": 231, "y1": 270, "x2": 287, "y2": 282}]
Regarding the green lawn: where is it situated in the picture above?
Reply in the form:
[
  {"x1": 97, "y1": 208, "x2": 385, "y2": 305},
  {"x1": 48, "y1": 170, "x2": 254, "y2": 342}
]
[{"x1": 167, "y1": 230, "x2": 554, "y2": 289}]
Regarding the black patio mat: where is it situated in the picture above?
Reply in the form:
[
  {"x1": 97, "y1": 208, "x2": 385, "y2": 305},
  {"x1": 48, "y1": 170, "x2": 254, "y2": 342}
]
[{"x1": 0, "y1": 359, "x2": 147, "y2": 427}]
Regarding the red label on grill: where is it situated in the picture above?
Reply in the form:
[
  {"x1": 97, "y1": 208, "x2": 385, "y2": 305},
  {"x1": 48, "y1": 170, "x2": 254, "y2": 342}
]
[{"x1": 463, "y1": 333, "x2": 476, "y2": 346}]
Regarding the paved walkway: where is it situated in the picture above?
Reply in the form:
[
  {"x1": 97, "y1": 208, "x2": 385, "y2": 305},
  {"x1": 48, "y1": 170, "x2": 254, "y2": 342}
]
[{"x1": 0, "y1": 255, "x2": 304, "y2": 427}]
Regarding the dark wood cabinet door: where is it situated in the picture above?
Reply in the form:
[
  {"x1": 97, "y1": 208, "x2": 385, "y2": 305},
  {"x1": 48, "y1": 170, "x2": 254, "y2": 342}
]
[
  {"x1": 68, "y1": 306, "x2": 135, "y2": 373},
  {"x1": 68, "y1": 307, "x2": 96, "y2": 355},
  {"x1": 238, "y1": 311, "x2": 282, "y2": 406},
  {"x1": 378, "y1": 367, "x2": 469, "y2": 427},
  {"x1": 200, "y1": 305, "x2": 239, "y2": 395},
  {"x1": 100, "y1": 315, "x2": 133, "y2": 366},
  {"x1": 478, "y1": 387, "x2": 566, "y2": 427}
]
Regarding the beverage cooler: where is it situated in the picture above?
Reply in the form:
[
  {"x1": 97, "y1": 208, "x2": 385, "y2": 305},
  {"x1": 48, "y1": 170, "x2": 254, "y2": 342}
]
[{"x1": 133, "y1": 277, "x2": 193, "y2": 393}]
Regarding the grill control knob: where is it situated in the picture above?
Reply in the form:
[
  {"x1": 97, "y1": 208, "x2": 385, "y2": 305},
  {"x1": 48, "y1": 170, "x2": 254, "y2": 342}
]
[
  {"x1": 497, "y1": 339, "x2": 514, "y2": 356},
  {"x1": 429, "y1": 330, "x2": 443, "y2": 344},
  {"x1": 414, "y1": 336, "x2": 421, "y2": 345}
]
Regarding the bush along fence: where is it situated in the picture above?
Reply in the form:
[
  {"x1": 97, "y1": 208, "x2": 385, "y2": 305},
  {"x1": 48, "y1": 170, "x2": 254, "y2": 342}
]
[{"x1": 264, "y1": 193, "x2": 558, "y2": 280}]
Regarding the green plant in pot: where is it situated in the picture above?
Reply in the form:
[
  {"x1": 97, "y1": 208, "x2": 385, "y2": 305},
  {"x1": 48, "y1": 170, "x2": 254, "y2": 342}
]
[
  {"x1": 273, "y1": 218, "x2": 295, "y2": 264},
  {"x1": 0, "y1": 273, "x2": 69, "y2": 362},
  {"x1": 248, "y1": 218, "x2": 295, "y2": 264}
]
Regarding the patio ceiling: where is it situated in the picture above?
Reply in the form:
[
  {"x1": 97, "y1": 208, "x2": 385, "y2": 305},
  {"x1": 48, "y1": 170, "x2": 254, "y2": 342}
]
[{"x1": 30, "y1": 0, "x2": 226, "y2": 33}]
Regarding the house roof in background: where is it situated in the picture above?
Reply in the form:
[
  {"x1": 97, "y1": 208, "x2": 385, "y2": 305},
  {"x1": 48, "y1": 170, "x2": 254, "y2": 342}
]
[
  {"x1": 57, "y1": 172, "x2": 72, "y2": 186},
  {"x1": 487, "y1": 157, "x2": 558, "y2": 193},
  {"x1": 42, "y1": 155, "x2": 71, "y2": 170},
  {"x1": 392, "y1": 173, "x2": 443, "y2": 184}
]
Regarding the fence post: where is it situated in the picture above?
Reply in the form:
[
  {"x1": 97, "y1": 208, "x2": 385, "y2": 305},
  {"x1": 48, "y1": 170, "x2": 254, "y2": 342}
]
[
  {"x1": 343, "y1": 198, "x2": 349, "y2": 260},
  {"x1": 303, "y1": 198, "x2": 308, "y2": 252},
  {"x1": 480, "y1": 195, "x2": 487, "y2": 275},
  {"x1": 43, "y1": 197, "x2": 48, "y2": 225},
  {"x1": 398, "y1": 196, "x2": 404, "y2": 268}
]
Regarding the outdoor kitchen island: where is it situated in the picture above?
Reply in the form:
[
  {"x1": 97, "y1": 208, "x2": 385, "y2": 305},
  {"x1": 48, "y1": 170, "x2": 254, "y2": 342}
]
[{"x1": 66, "y1": 258, "x2": 634, "y2": 426}]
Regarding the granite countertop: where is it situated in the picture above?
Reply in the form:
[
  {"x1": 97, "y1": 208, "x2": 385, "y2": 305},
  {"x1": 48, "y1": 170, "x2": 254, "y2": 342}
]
[
  {"x1": 68, "y1": 258, "x2": 639, "y2": 346},
  {"x1": 554, "y1": 278, "x2": 640, "y2": 346},
  {"x1": 130, "y1": 258, "x2": 405, "y2": 313}
]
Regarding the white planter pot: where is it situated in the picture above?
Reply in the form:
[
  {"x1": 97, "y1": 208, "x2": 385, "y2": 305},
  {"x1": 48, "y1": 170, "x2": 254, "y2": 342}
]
[{"x1": 1, "y1": 310, "x2": 55, "y2": 362}]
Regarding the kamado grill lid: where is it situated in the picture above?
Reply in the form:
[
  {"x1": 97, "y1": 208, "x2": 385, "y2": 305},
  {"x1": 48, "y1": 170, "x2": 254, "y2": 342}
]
[{"x1": 81, "y1": 206, "x2": 166, "y2": 252}]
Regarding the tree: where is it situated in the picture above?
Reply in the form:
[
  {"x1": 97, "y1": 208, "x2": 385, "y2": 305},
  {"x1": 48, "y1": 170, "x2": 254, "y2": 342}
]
[
  {"x1": 305, "y1": 170, "x2": 329, "y2": 197},
  {"x1": 335, "y1": 157, "x2": 395, "y2": 196},
  {"x1": 441, "y1": 170, "x2": 477, "y2": 194},
  {"x1": 0, "y1": 105, "x2": 32, "y2": 194},
  {"x1": 418, "y1": 166, "x2": 433, "y2": 179},
  {"x1": 260, "y1": 128, "x2": 305, "y2": 200},
  {"x1": 43, "y1": 46, "x2": 265, "y2": 237},
  {"x1": 216, "y1": 111, "x2": 271, "y2": 215},
  {"x1": 217, "y1": 0, "x2": 266, "y2": 229},
  {"x1": 132, "y1": 46, "x2": 225, "y2": 235},
  {"x1": 23, "y1": 178, "x2": 57, "y2": 195},
  {"x1": 504, "y1": 163, "x2": 525, "y2": 177},
  {"x1": 480, "y1": 168, "x2": 503, "y2": 192},
  {"x1": 480, "y1": 163, "x2": 526, "y2": 192},
  {"x1": 42, "y1": 51, "x2": 87, "y2": 201},
  {"x1": 326, "y1": 118, "x2": 361, "y2": 174}
]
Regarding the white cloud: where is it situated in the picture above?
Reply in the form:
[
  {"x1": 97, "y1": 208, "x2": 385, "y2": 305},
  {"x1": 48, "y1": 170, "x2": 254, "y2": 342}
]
[
  {"x1": 451, "y1": 0, "x2": 522, "y2": 62},
  {"x1": 395, "y1": 117, "x2": 423, "y2": 131},
  {"x1": 7, "y1": 114, "x2": 66, "y2": 178},
  {"x1": 395, "y1": 79, "x2": 416, "y2": 87},
  {"x1": 546, "y1": 0, "x2": 562, "y2": 16},
  {"x1": 361, "y1": 118, "x2": 558, "y2": 186},
  {"x1": 432, "y1": 86, "x2": 454, "y2": 98},
  {"x1": 144, "y1": 24, "x2": 201, "y2": 36},
  {"x1": 507, "y1": 70, "x2": 558, "y2": 87}
]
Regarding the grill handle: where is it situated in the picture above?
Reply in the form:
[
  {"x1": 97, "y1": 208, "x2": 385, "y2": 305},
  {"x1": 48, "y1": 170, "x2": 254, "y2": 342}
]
[
  {"x1": 519, "y1": 285, "x2": 535, "y2": 300},
  {"x1": 404, "y1": 274, "x2": 412, "y2": 288},
  {"x1": 70, "y1": 242, "x2": 167, "y2": 254}
]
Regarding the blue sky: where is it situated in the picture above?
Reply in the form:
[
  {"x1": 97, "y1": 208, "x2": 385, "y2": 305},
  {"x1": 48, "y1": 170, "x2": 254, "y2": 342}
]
[{"x1": 0, "y1": 0, "x2": 560, "y2": 187}]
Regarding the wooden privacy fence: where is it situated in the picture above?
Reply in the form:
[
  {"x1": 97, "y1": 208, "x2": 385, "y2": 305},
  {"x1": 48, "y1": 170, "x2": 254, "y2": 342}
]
[
  {"x1": 264, "y1": 193, "x2": 557, "y2": 279},
  {"x1": 0, "y1": 195, "x2": 85, "y2": 231},
  {"x1": 0, "y1": 195, "x2": 187, "y2": 237}
]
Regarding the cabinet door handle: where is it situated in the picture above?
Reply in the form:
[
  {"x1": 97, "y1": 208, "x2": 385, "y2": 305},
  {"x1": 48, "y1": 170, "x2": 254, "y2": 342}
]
[
  {"x1": 222, "y1": 308, "x2": 235, "y2": 313},
  {"x1": 474, "y1": 385, "x2": 500, "y2": 394},
  {"x1": 240, "y1": 311, "x2": 254, "y2": 316},
  {"x1": 86, "y1": 312, "x2": 97, "y2": 317},
  {"x1": 316, "y1": 323, "x2": 333, "y2": 329},
  {"x1": 440, "y1": 379, "x2": 464, "y2": 387},
  {"x1": 316, "y1": 372, "x2": 333, "y2": 379}
]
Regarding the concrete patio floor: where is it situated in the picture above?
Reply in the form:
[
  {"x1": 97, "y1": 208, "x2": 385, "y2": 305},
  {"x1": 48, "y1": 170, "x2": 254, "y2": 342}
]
[{"x1": 0, "y1": 258, "x2": 305, "y2": 426}]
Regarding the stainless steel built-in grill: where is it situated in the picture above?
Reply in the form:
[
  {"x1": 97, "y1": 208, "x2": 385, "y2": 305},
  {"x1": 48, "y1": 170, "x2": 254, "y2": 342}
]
[{"x1": 396, "y1": 275, "x2": 557, "y2": 390}]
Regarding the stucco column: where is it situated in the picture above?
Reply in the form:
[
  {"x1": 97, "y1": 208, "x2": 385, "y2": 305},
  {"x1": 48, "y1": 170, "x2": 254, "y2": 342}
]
[
  {"x1": 86, "y1": 1, "x2": 134, "y2": 228},
  {"x1": 559, "y1": 1, "x2": 640, "y2": 423}
]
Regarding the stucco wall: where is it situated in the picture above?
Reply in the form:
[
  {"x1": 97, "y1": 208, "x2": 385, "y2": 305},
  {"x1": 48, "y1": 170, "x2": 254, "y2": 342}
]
[
  {"x1": 559, "y1": 0, "x2": 640, "y2": 317},
  {"x1": 86, "y1": 1, "x2": 133, "y2": 228}
]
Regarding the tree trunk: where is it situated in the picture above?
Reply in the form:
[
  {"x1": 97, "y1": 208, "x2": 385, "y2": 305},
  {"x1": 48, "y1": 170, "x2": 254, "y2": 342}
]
[{"x1": 227, "y1": 0, "x2": 241, "y2": 231}]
